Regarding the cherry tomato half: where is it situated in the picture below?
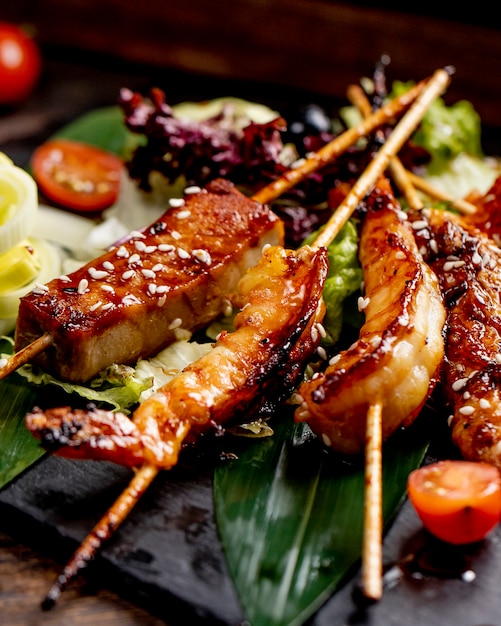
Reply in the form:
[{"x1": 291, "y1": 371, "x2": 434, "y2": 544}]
[
  {"x1": 31, "y1": 139, "x2": 123, "y2": 213},
  {"x1": 407, "y1": 460, "x2": 501, "y2": 545},
  {"x1": 0, "y1": 22, "x2": 41, "y2": 105}
]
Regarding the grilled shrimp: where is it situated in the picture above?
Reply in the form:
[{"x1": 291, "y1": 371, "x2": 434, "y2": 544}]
[
  {"x1": 26, "y1": 244, "x2": 328, "y2": 468},
  {"x1": 295, "y1": 180, "x2": 446, "y2": 455},
  {"x1": 409, "y1": 206, "x2": 501, "y2": 469}
]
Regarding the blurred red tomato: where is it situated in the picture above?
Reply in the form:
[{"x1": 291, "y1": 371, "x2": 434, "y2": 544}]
[{"x1": 0, "y1": 22, "x2": 41, "y2": 105}]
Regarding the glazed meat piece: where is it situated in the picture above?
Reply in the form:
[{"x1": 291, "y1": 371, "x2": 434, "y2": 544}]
[
  {"x1": 26, "y1": 244, "x2": 328, "y2": 468},
  {"x1": 295, "y1": 180, "x2": 446, "y2": 455},
  {"x1": 409, "y1": 207, "x2": 501, "y2": 469},
  {"x1": 15, "y1": 179, "x2": 283, "y2": 382}
]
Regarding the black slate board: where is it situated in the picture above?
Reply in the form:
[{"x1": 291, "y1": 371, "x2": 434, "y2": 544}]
[{"x1": 1, "y1": 449, "x2": 501, "y2": 626}]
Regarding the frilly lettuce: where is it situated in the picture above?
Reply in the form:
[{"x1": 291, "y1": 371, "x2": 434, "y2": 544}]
[{"x1": 11, "y1": 337, "x2": 212, "y2": 413}]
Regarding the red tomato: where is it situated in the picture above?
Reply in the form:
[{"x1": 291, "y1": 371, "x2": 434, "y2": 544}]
[
  {"x1": 408, "y1": 460, "x2": 501, "y2": 545},
  {"x1": 0, "y1": 22, "x2": 41, "y2": 104},
  {"x1": 31, "y1": 139, "x2": 123, "y2": 213}
]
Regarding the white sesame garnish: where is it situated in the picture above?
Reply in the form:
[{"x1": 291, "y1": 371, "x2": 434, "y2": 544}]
[
  {"x1": 116, "y1": 246, "x2": 129, "y2": 258},
  {"x1": 77, "y1": 278, "x2": 89, "y2": 294},
  {"x1": 101, "y1": 284, "x2": 115, "y2": 294},
  {"x1": 169, "y1": 198, "x2": 185, "y2": 208},
  {"x1": 447, "y1": 414, "x2": 454, "y2": 427},
  {"x1": 463, "y1": 391, "x2": 471, "y2": 400},
  {"x1": 152, "y1": 263, "x2": 164, "y2": 272},
  {"x1": 321, "y1": 433, "x2": 332, "y2": 447},
  {"x1": 168, "y1": 318, "x2": 183, "y2": 330},
  {"x1": 128, "y1": 253, "x2": 141, "y2": 265},
  {"x1": 177, "y1": 248, "x2": 190, "y2": 260},
  {"x1": 192, "y1": 249, "x2": 212, "y2": 265},
  {"x1": 88, "y1": 267, "x2": 109, "y2": 280},
  {"x1": 90, "y1": 301, "x2": 103, "y2": 312},
  {"x1": 0, "y1": 357, "x2": 8, "y2": 369},
  {"x1": 148, "y1": 283, "x2": 157, "y2": 295},
  {"x1": 157, "y1": 295, "x2": 167, "y2": 307},
  {"x1": 129, "y1": 230, "x2": 146, "y2": 239},
  {"x1": 122, "y1": 294, "x2": 141, "y2": 305},
  {"x1": 176, "y1": 209, "x2": 191, "y2": 219},
  {"x1": 141, "y1": 268, "x2": 156, "y2": 279},
  {"x1": 156, "y1": 285, "x2": 168, "y2": 294},
  {"x1": 452, "y1": 377, "x2": 469, "y2": 391},
  {"x1": 33, "y1": 282, "x2": 49, "y2": 292},
  {"x1": 144, "y1": 245, "x2": 157, "y2": 253},
  {"x1": 429, "y1": 239, "x2": 438, "y2": 254},
  {"x1": 459, "y1": 405, "x2": 475, "y2": 416},
  {"x1": 357, "y1": 296, "x2": 370, "y2": 311},
  {"x1": 135, "y1": 240, "x2": 147, "y2": 252},
  {"x1": 171, "y1": 230, "x2": 181, "y2": 240},
  {"x1": 479, "y1": 398, "x2": 491, "y2": 409},
  {"x1": 329, "y1": 353, "x2": 342, "y2": 366},
  {"x1": 495, "y1": 353, "x2": 501, "y2": 364},
  {"x1": 311, "y1": 326, "x2": 319, "y2": 343},
  {"x1": 121, "y1": 270, "x2": 135, "y2": 280},
  {"x1": 223, "y1": 298, "x2": 233, "y2": 317},
  {"x1": 158, "y1": 243, "x2": 175, "y2": 253},
  {"x1": 396, "y1": 210, "x2": 408, "y2": 221},
  {"x1": 394, "y1": 250, "x2": 406, "y2": 260},
  {"x1": 472, "y1": 251, "x2": 482, "y2": 265},
  {"x1": 102, "y1": 302, "x2": 114, "y2": 311},
  {"x1": 315, "y1": 322, "x2": 327, "y2": 338},
  {"x1": 184, "y1": 185, "x2": 201, "y2": 194},
  {"x1": 317, "y1": 346, "x2": 327, "y2": 360},
  {"x1": 411, "y1": 220, "x2": 428, "y2": 231},
  {"x1": 443, "y1": 260, "x2": 466, "y2": 272},
  {"x1": 58, "y1": 275, "x2": 71, "y2": 283}
]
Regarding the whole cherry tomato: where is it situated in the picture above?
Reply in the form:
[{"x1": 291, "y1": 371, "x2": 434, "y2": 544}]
[
  {"x1": 407, "y1": 460, "x2": 501, "y2": 545},
  {"x1": 31, "y1": 139, "x2": 123, "y2": 213},
  {"x1": 0, "y1": 22, "x2": 41, "y2": 105}
]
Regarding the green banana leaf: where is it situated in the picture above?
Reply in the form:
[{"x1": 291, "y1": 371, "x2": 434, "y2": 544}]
[
  {"x1": 214, "y1": 407, "x2": 429, "y2": 626},
  {"x1": 0, "y1": 338, "x2": 45, "y2": 489}
]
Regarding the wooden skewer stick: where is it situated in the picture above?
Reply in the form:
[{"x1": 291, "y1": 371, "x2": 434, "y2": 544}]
[
  {"x1": 41, "y1": 69, "x2": 451, "y2": 607},
  {"x1": 362, "y1": 400, "x2": 383, "y2": 602},
  {"x1": 309, "y1": 67, "x2": 451, "y2": 603},
  {"x1": 0, "y1": 76, "x2": 431, "y2": 384},
  {"x1": 346, "y1": 82, "x2": 478, "y2": 215},
  {"x1": 312, "y1": 67, "x2": 451, "y2": 251}
]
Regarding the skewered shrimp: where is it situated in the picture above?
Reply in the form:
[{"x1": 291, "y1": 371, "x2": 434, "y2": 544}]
[{"x1": 295, "y1": 179, "x2": 446, "y2": 455}]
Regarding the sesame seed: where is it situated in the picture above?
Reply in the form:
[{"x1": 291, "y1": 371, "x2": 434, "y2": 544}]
[
  {"x1": 135, "y1": 240, "x2": 147, "y2": 252},
  {"x1": 396, "y1": 210, "x2": 408, "y2": 221},
  {"x1": 169, "y1": 198, "x2": 185, "y2": 208},
  {"x1": 311, "y1": 326, "x2": 319, "y2": 343},
  {"x1": 144, "y1": 245, "x2": 157, "y2": 253},
  {"x1": 122, "y1": 294, "x2": 141, "y2": 305},
  {"x1": 128, "y1": 253, "x2": 141, "y2": 265},
  {"x1": 90, "y1": 301, "x2": 103, "y2": 311},
  {"x1": 171, "y1": 230, "x2": 181, "y2": 240},
  {"x1": 443, "y1": 260, "x2": 465, "y2": 272},
  {"x1": 184, "y1": 185, "x2": 201, "y2": 194},
  {"x1": 141, "y1": 268, "x2": 156, "y2": 279},
  {"x1": 192, "y1": 249, "x2": 212, "y2": 264},
  {"x1": 157, "y1": 295, "x2": 167, "y2": 307},
  {"x1": 101, "y1": 284, "x2": 115, "y2": 293},
  {"x1": 321, "y1": 433, "x2": 332, "y2": 447},
  {"x1": 395, "y1": 250, "x2": 406, "y2": 260},
  {"x1": 452, "y1": 377, "x2": 469, "y2": 391},
  {"x1": 88, "y1": 267, "x2": 109, "y2": 280},
  {"x1": 176, "y1": 209, "x2": 191, "y2": 219},
  {"x1": 411, "y1": 220, "x2": 428, "y2": 230},
  {"x1": 0, "y1": 357, "x2": 8, "y2": 369},
  {"x1": 177, "y1": 247, "x2": 190, "y2": 259},
  {"x1": 102, "y1": 302, "x2": 114, "y2": 311},
  {"x1": 152, "y1": 263, "x2": 164, "y2": 272},
  {"x1": 480, "y1": 398, "x2": 491, "y2": 409},
  {"x1": 357, "y1": 296, "x2": 370, "y2": 311},
  {"x1": 78, "y1": 278, "x2": 89, "y2": 294},
  {"x1": 447, "y1": 414, "x2": 454, "y2": 427},
  {"x1": 156, "y1": 285, "x2": 168, "y2": 294},
  {"x1": 495, "y1": 353, "x2": 501, "y2": 364},
  {"x1": 223, "y1": 298, "x2": 233, "y2": 317},
  {"x1": 116, "y1": 246, "x2": 129, "y2": 258},
  {"x1": 148, "y1": 283, "x2": 157, "y2": 295},
  {"x1": 459, "y1": 405, "x2": 475, "y2": 415},
  {"x1": 121, "y1": 270, "x2": 135, "y2": 280},
  {"x1": 316, "y1": 322, "x2": 327, "y2": 338},
  {"x1": 34, "y1": 282, "x2": 49, "y2": 292},
  {"x1": 463, "y1": 391, "x2": 471, "y2": 400},
  {"x1": 317, "y1": 346, "x2": 327, "y2": 360},
  {"x1": 129, "y1": 230, "x2": 146, "y2": 239},
  {"x1": 429, "y1": 239, "x2": 438, "y2": 254},
  {"x1": 158, "y1": 244, "x2": 175, "y2": 253},
  {"x1": 58, "y1": 275, "x2": 71, "y2": 282},
  {"x1": 329, "y1": 354, "x2": 342, "y2": 366},
  {"x1": 472, "y1": 251, "x2": 482, "y2": 265},
  {"x1": 168, "y1": 318, "x2": 183, "y2": 330}
]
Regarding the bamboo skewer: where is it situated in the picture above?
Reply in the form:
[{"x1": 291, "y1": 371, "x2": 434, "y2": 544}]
[
  {"x1": 0, "y1": 77, "x2": 430, "y2": 384},
  {"x1": 39, "y1": 68, "x2": 451, "y2": 608}
]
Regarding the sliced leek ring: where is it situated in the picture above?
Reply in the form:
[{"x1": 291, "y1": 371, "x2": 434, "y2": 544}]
[
  {"x1": 0, "y1": 157, "x2": 38, "y2": 255},
  {"x1": 0, "y1": 237, "x2": 61, "y2": 322}
]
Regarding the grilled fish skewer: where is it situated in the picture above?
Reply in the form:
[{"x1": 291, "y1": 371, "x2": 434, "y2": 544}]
[{"x1": 0, "y1": 74, "x2": 434, "y2": 384}]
